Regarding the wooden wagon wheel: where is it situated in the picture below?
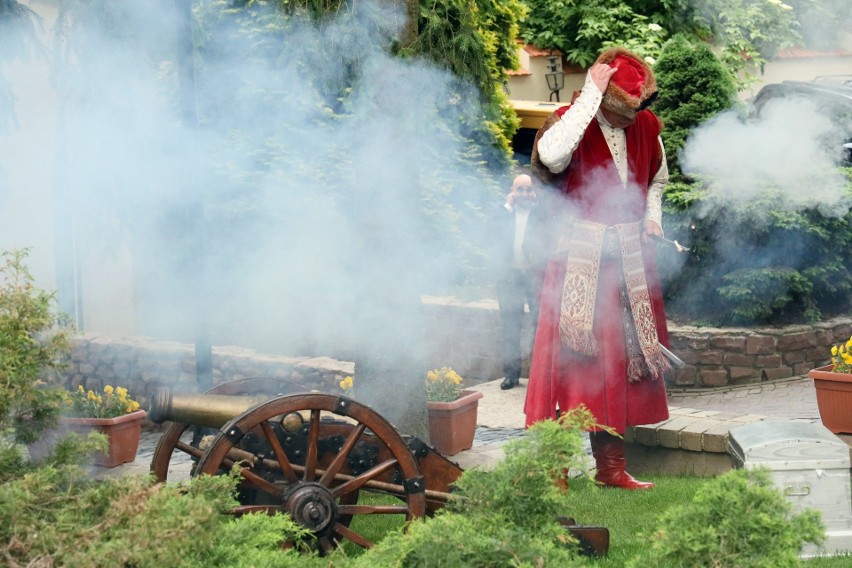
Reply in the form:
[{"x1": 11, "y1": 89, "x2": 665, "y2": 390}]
[
  {"x1": 195, "y1": 393, "x2": 427, "y2": 553},
  {"x1": 150, "y1": 377, "x2": 304, "y2": 482}
]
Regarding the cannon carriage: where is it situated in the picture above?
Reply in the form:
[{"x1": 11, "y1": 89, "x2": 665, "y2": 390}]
[
  {"x1": 147, "y1": 377, "x2": 463, "y2": 553},
  {"x1": 147, "y1": 377, "x2": 609, "y2": 556}
]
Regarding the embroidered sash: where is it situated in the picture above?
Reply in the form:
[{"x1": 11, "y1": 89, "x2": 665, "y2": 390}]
[{"x1": 557, "y1": 219, "x2": 670, "y2": 382}]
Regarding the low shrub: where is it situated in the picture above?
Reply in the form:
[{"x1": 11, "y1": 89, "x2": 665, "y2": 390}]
[{"x1": 626, "y1": 468, "x2": 824, "y2": 568}]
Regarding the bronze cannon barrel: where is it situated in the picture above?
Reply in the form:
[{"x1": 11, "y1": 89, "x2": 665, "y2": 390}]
[{"x1": 149, "y1": 388, "x2": 271, "y2": 428}]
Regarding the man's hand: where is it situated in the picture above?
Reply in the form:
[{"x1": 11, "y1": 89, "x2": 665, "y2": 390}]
[
  {"x1": 641, "y1": 220, "x2": 663, "y2": 243},
  {"x1": 588, "y1": 63, "x2": 617, "y2": 94}
]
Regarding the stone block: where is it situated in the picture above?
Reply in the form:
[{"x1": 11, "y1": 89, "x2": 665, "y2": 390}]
[
  {"x1": 674, "y1": 366, "x2": 697, "y2": 386},
  {"x1": 700, "y1": 369, "x2": 729, "y2": 387},
  {"x1": 815, "y1": 330, "x2": 836, "y2": 346},
  {"x1": 761, "y1": 367, "x2": 793, "y2": 380},
  {"x1": 729, "y1": 366, "x2": 759, "y2": 380},
  {"x1": 625, "y1": 444, "x2": 735, "y2": 476},
  {"x1": 833, "y1": 324, "x2": 852, "y2": 341},
  {"x1": 688, "y1": 338, "x2": 710, "y2": 350},
  {"x1": 680, "y1": 419, "x2": 720, "y2": 451},
  {"x1": 699, "y1": 351, "x2": 724, "y2": 365},
  {"x1": 755, "y1": 354, "x2": 782, "y2": 367},
  {"x1": 710, "y1": 336, "x2": 746, "y2": 350},
  {"x1": 633, "y1": 423, "x2": 660, "y2": 446},
  {"x1": 746, "y1": 335, "x2": 776, "y2": 355},
  {"x1": 777, "y1": 332, "x2": 818, "y2": 351},
  {"x1": 702, "y1": 422, "x2": 734, "y2": 453},
  {"x1": 806, "y1": 347, "x2": 829, "y2": 362},
  {"x1": 793, "y1": 362, "x2": 814, "y2": 376},
  {"x1": 657, "y1": 416, "x2": 703, "y2": 448},
  {"x1": 677, "y1": 350, "x2": 700, "y2": 364},
  {"x1": 783, "y1": 350, "x2": 807, "y2": 365},
  {"x1": 724, "y1": 353, "x2": 755, "y2": 366}
]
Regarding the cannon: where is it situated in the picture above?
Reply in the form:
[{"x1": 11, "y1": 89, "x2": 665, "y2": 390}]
[
  {"x1": 148, "y1": 377, "x2": 609, "y2": 556},
  {"x1": 148, "y1": 377, "x2": 463, "y2": 553}
]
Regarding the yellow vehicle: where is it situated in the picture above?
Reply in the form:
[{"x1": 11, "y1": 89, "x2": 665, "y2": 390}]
[{"x1": 510, "y1": 99, "x2": 565, "y2": 164}]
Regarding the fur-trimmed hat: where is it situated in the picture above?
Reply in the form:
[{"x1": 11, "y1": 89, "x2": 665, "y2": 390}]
[{"x1": 596, "y1": 47, "x2": 657, "y2": 117}]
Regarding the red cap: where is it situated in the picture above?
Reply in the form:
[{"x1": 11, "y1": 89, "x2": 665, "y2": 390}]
[
  {"x1": 595, "y1": 48, "x2": 657, "y2": 117},
  {"x1": 610, "y1": 54, "x2": 647, "y2": 99}
]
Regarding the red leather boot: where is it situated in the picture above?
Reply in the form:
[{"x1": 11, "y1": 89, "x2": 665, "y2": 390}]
[{"x1": 590, "y1": 431, "x2": 654, "y2": 490}]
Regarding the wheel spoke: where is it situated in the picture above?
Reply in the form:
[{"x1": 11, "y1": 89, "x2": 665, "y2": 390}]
[
  {"x1": 318, "y1": 422, "x2": 366, "y2": 487},
  {"x1": 337, "y1": 504, "x2": 409, "y2": 515},
  {"x1": 333, "y1": 523, "x2": 373, "y2": 549},
  {"x1": 231, "y1": 505, "x2": 281, "y2": 516},
  {"x1": 226, "y1": 458, "x2": 284, "y2": 498},
  {"x1": 317, "y1": 536, "x2": 336, "y2": 555},
  {"x1": 175, "y1": 439, "x2": 204, "y2": 459},
  {"x1": 303, "y1": 409, "x2": 321, "y2": 481},
  {"x1": 259, "y1": 421, "x2": 299, "y2": 484},
  {"x1": 331, "y1": 458, "x2": 398, "y2": 497}
]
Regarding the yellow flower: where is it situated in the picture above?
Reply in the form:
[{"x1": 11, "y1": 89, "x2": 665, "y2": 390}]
[
  {"x1": 77, "y1": 385, "x2": 84, "y2": 394},
  {"x1": 103, "y1": 385, "x2": 114, "y2": 395},
  {"x1": 130, "y1": 401, "x2": 140, "y2": 411},
  {"x1": 87, "y1": 390, "x2": 96, "y2": 401},
  {"x1": 843, "y1": 353, "x2": 852, "y2": 365},
  {"x1": 339, "y1": 376, "x2": 354, "y2": 390},
  {"x1": 832, "y1": 345, "x2": 838, "y2": 356}
]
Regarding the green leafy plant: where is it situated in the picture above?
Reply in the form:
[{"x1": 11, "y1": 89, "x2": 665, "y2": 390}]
[
  {"x1": 0, "y1": 461, "x2": 319, "y2": 567},
  {"x1": 661, "y1": 178, "x2": 852, "y2": 326},
  {"x1": 353, "y1": 407, "x2": 600, "y2": 566},
  {"x1": 520, "y1": 0, "x2": 670, "y2": 67},
  {"x1": 654, "y1": 34, "x2": 738, "y2": 178},
  {"x1": 424, "y1": 366, "x2": 464, "y2": 402},
  {"x1": 829, "y1": 335, "x2": 852, "y2": 373},
  {"x1": 626, "y1": 467, "x2": 824, "y2": 567},
  {"x1": 66, "y1": 384, "x2": 142, "y2": 419},
  {"x1": 0, "y1": 249, "x2": 74, "y2": 445}
]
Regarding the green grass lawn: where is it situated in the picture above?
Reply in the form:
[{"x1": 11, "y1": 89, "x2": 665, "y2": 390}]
[{"x1": 344, "y1": 475, "x2": 851, "y2": 566}]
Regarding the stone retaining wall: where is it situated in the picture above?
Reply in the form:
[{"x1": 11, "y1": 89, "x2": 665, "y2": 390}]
[
  {"x1": 62, "y1": 310, "x2": 852, "y2": 402},
  {"x1": 63, "y1": 334, "x2": 354, "y2": 405},
  {"x1": 668, "y1": 317, "x2": 852, "y2": 387},
  {"x1": 422, "y1": 296, "x2": 852, "y2": 388}
]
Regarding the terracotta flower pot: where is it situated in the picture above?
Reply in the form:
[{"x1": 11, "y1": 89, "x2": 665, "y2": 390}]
[
  {"x1": 807, "y1": 365, "x2": 852, "y2": 435},
  {"x1": 426, "y1": 390, "x2": 484, "y2": 456},
  {"x1": 29, "y1": 410, "x2": 147, "y2": 467}
]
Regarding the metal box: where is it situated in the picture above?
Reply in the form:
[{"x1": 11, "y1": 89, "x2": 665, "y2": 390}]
[{"x1": 728, "y1": 420, "x2": 852, "y2": 556}]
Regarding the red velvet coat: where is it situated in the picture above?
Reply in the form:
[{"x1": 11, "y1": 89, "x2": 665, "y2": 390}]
[{"x1": 524, "y1": 107, "x2": 670, "y2": 433}]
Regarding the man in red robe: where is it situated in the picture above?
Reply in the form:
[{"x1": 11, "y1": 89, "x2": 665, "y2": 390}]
[{"x1": 525, "y1": 47, "x2": 671, "y2": 490}]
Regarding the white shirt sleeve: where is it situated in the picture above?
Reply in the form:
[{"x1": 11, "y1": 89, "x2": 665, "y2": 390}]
[
  {"x1": 644, "y1": 137, "x2": 668, "y2": 231},
  {"x1": 536, "y1": 72, "x2": 603, "y2": 174}
]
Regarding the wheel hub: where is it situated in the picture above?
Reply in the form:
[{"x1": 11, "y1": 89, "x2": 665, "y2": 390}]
[{"x1": 282, "y1": 482, "x2": 338, "y2": 533}]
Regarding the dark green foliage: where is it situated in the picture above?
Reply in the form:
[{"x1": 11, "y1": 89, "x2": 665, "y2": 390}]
[
  {"x1": 0, "y1": 462, "x2": 318, "y2": 567},
  {"x1": 661, "y1": 179, "x2": 852, "y2": 326},
  {"x1": 519, "y1": 0, "x2": 673, "y2": 67},
  {"x1": 410, "y1": 0, "x2": 524, "y2": 165},
  {"x1": 648, "y1": 38, "x2": 852, "y2": 326},
  {"x1": 0, "y1": 249, "x2": 74, "y2": 445},
  {"x1": 654, "y1": 35, "x2": 738, "y2": 177},
  {"x1": 718, "y1": 268, "x2": 817, "y2": 324},
  {"x1": 352, "y1": 411, "x2": 599, "y2": 566},
  {"x1": 626, "y1": 468, "x2": 824, "y2": 568},
  {"x1": 0, "y1": 0, "x2": 41, "y2": 131}
]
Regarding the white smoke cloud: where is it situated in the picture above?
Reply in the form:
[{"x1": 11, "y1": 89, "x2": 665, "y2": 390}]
[
  {"x1": 681, "y1": 95, "x2": 849, "y2": 217},
  {"x1": 0, "y1": 0, "x2": 509, "y2": 362}
]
